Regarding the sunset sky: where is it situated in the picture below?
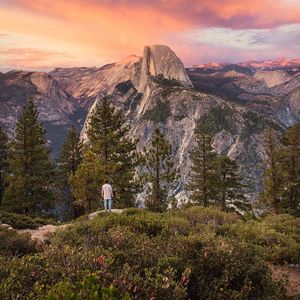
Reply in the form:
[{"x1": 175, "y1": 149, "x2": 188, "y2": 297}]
[{"x1": 0, "y1": 0, "x2": 300, "y2": 71}]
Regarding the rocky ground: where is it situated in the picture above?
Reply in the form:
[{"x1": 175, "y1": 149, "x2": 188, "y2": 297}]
[
  {"x1": 17, "y1": 209, "x2": 125, "y2": 242},
  {"x1": 270, "y1": 264, "x2": 300, "y2": 297}
]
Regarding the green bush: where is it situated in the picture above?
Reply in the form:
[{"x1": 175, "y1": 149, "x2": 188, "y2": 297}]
[
  {"x1": 183, "y1": 206, "x2": 240, "y2": 227},
  {"x1": 0, "y1": 208, "x2": 289, "y2": 300},
  {"x1": 0, "y1": 227, "x2": 38, "y2": 257},
  {"x1": 0, "y1": 210, "x2": 56, "y2": 229},
  {"x1": 218, "y1": 217, "x2": 300, "y2": 264},
  {"x1": 122, "y1": 208, "x2": 143, "y2": 216},
  {"x1": 263, "y1": 214, "x2": 300, "y2": 240},
  {"x1": 42, "y1": 274, "x2": 131, "y2": 300}
]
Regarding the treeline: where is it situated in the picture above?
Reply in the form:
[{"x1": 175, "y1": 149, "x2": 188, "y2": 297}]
[
  {"x1": 0, "y1": 97, "x2": 299, "y2": 220},
  {"x1": 260, "y1": 125, "x2": 300, "y2": 215}
]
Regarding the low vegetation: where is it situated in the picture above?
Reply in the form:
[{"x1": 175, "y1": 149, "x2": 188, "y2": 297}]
[
  {"x1": 0, "y1": 210, "x2": 56, "y2": 229},
  {"x1": 1, "y1": 206, "x2": 299, "y2": 299}
]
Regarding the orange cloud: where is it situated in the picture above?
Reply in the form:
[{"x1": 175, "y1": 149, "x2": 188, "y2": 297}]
[
  {"x1": 0, "y1": 0, "x2": 299, "y2": 70},
  {"x1": 11, "y1": 0, "x2": 300, "y2": 29},
  {"x1": 0, "y1": 47, "x2": 74, "y2": 71}
]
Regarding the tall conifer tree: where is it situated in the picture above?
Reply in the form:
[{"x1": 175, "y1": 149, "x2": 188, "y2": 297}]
[
  {"x1": 262, "y1": 123, "x2": 300, "y2": 216},
  {"x1": 261, "y1": 128, "x2": 282, "y2": 211},
  {"x1": 278, "y1": 123, "x2": 300, "y2": 215},
  {"x1": 2, "y1": 99, "x2": 53, "y2": 215},
  {"x1": 187, "y1": 122, "x2": 218, "y2": 207},
  {"x1": 69, "y1": 149, "x2": 102, "y2": 213},
  {"x1": 56, "y1": 125, "x2": 84, "y2": 219},
  {"x1": 140, "y1": 128, "x2": 177, "y2": 211},
  {"x1": 0, "y1": 126, "x2": 8, "y2": 205},
  {"x1": 71, "y1": 96, "x2": 138, "y2": 210},
  {"x1": 217, "y1": 156, "x2": 246, "y2": 211}
]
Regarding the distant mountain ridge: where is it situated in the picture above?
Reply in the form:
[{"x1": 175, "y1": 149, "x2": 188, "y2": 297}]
[
  {"x1": 0, "y1": 47, "x2": 300, "y2": 201},
  {"x1": 192, "y1": 57, "x2": 300, "y2": 71}
]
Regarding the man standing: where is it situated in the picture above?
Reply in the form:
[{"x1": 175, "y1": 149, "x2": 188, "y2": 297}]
[{"x1": 102, "y1": 179, "x2": 113, "y2": 212}]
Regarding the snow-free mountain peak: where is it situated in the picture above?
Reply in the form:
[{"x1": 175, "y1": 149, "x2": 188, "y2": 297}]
[{"x1": 139, "y1": 44, "x2": 193, "y2": 92}]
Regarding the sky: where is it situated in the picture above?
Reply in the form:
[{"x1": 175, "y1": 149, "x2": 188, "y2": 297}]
[{"x1": 0, "y1": 0, "x2": 300, "y2": 71}]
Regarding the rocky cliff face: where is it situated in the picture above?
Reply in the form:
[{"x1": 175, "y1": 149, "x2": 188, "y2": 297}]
[
  {"x1": 50, "y1": 55, "x2": 142, "y2": 107},
  {"x1": 138, "y1": 45, "x2": 192, "y2": 92},
  {"x1": 0, "y1": 70, "x2": 85, "y2": 156},
  {"x1": 80, "y1": 46, "x2": 300, "y2": 201},
  {"x1": 0, "y1": 45, "x2": 299, "y2": 202}
]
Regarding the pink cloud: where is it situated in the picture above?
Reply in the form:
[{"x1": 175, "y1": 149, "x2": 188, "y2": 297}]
[
  {"x1": 0, "y1": 0, "x2": 299, "y2": 70},
  {"x1": 10, "y1": 0, "x2": 300, "y2": 29}
]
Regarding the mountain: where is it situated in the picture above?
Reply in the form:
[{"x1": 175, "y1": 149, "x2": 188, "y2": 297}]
[
  {"x1": 239, "y1": 58, "x2": 300, "y2": 70},
  {"x1": 193, "y1": 58, "x2": 300, "y2": 71},
  {"x1": 0, "y1": 47, "x2": 299, "y2": 201},
  {"x1": 0, "y1": 70, "x2": 86, "y2": 156}
]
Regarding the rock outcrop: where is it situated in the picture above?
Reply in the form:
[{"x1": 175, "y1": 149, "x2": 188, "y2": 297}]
[
  {"x1": 139, "y1": 45, "x2": 192, "y2": 92},
  {"x1": 254, "y1": 70, "x2": 292, "y2": 88},
  {"x1": 0, "y1": 70, "x2": 83, "y2": 156},
  {"x1": 0, "y1": 46, "x2": 299, "y2": 201}
]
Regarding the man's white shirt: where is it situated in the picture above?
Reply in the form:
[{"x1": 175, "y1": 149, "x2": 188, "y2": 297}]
[{"x1": 102, "y1": 184, "x2": 113, "y2": 199}]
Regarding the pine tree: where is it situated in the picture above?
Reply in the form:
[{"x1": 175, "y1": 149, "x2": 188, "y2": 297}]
[
  {"x1": 187, "y1": 122, "x2": 218, "y2": 207},
  {"x1": 56, "y1": 125, "x2": 84, "y2": 219},
  {"x1": 69, "y1": 149, "x2": 102, "y2": 213},
  {"x1": 261, "y1": 123, "x2": 300, "y2": 216},
  {"x1": 2, "y1": 99, "x2": 54, "y2": 215},
  {"x1": 261, "y1": 128, "x2": 282, "y2": 212},
  {"x1": 86, "y1": 96, "x2": 138, "y2": 208},
  {"x1": 0, "y1": 126, "x2": 8, "y2": 205},
  {"x1": 277, "y1": 123, "x2": 300, "y2": 215},
  {"x1": 140, "y1": 128, "x2": 177, "y2": 212},
  {"x1": 217, "y1": 156, "x2": 246, "y2": 211}
]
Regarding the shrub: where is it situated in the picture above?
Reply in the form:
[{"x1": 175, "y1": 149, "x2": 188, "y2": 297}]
[
  {"x1": 166, "y1": 217, "x2": 190, "y2": 235},
  {"x1": 0, "y1": 209, "x2": 291, "y2": 299},
  {"x1": 263, "y1": 214, "x2": 300, "y2": 240},
  {"x1": 180, "y1": 235, "x2": 286, "y2": 300},
  {"x1": 0, "y1": 210, "x2": 56, "y2": 229},
  {"x1": 184, "y1": 206, "x2": 240, "y2": 227},
  {"x1": 42, "y1": 274, "x2": 132, "y2": 300},
  {"x1": 0, "y1": 227, "x2": 38, "y2": 257},
  {"x1": 122, "y1": 208, "x2": 143, "y2": 216},
  {"x1": 218, "y1": 218, "x2": 300, "y2": 264}
]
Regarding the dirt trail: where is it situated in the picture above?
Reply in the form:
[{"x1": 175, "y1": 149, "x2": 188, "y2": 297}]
[
  {"x1": 270, "y1": 265, "x2": 300, "y2": 297},
  {"x1": 18, "y1": 209, "x2": 125, "y2": 242}
]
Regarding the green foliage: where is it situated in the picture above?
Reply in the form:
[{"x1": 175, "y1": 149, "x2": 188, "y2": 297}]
[
  {"x1": 143, "y1": 99, "x2": 171, "y2": 124},
  {"x1": 188, "y1": 122, "x2": 248, "y2": 212},
  {"x1": 0, "y1": 207, "x2": 293, "y2": 299},
  {"x1": 0, "y1": 227, "x2": 38, "y2": 257},
  {"x1": 122, "y1": 207, "x2": 143, "y2": 216},
  {"x1": 0, "y1": 210, "x2": 56, "y2": 229},
  {"x1": 115, "y1": 80, "x2": 134, "y2": 94},
  {"x1": 203, "y1": 107, "x2": 237, "y2": 135},
  {"x1": 261, "y1": 122, "x2": 300, "y2": 216},
  {"x1": 56, "y1": 125, "x2": 84, "y2": 220},
  {"x1": 69, "y1": 149, "x2": 102, "y2": 213},
  {"x1": 2, "y1": 99, "x2": 54, "y2": 216},
  {"x1": 183, "y1": 205, "x2": 240, "y2": 227},
  {"x1": 187, "y1": 122, "x2": 219, "y2": 207},
  {"x1": 260, "y1": 128, "x2": 282, "y2": 211},
  {"x1": 241, "y1": 111, "x2": 281, "y2": 139},
  {"x1": 43, "y1": 274, "x2": 131, "y2": 300},
  {"x1": 216, "y1": 155, "x2": 248, "y2": 211},
  {"x1": 72, "y1": 96, "x2": 139, "y2": 210},
  {"x1": 218, "y1": 215, "x2": 300, "y2": 265},
  {"x1": 140, "y1": 128, "x2": 177, "y2": 211},
  {"x1": 152, "y1": 74, "x2": 184, "y2": 87},
  {"x1": 0, "y1": 125, "x2": 8, "y2": 205}
]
